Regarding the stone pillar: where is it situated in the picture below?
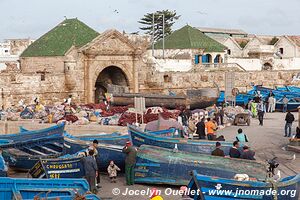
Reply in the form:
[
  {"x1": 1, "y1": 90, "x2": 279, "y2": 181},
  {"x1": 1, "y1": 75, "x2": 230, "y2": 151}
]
[{"x1": 133, "y1": 55, "x2": 141, "y2": 93}]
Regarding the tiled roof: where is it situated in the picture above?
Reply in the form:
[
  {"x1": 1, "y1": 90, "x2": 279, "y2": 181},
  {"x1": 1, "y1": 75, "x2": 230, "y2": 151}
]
[
  {"x1": 21, "y1": 18, "x2": 99, "y2": 57},
  {"x1": 154, "y1": 25, "x2": 226, "y2": 52}
]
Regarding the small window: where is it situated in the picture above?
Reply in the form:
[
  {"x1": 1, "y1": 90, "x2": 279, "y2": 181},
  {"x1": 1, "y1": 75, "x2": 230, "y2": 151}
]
[
  {"x1": 4, "y1": 50, "x2": 8, "y2": 53},
  {"x1": 279, "y1": 48, "x2": 284, "y2": 54},
  {"x1": 10, "y1": 75, "x2": 16, "y2": 82},
  {"x1": 163, "y1": 75, "x2": 171, "y2": 83},
  {"x1": 41, "y1": 73, "x2": 45, "y2": 81},
  {"x1": 227, "y1": 49, "x2": 231, "y2": 55}
]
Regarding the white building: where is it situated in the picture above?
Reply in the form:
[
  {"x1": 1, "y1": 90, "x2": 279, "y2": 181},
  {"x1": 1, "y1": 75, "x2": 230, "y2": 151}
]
[{"x1": 0, "y1": 39, "x2": 34, "y2": 71}]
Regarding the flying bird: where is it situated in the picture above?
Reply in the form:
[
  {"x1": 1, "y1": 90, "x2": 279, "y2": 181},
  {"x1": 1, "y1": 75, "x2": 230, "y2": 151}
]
[
  {"x1": 196, "y1": 11, "x2": 207, "y2": 15},
  {"x1": 113, "y1": 9, "x2": 119, "y2": 13}
]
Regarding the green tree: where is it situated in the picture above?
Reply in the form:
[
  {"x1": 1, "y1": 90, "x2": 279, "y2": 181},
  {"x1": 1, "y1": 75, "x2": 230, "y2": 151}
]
[{"x1": 138, "y1": 10, "x2": 180, "y2": 41}]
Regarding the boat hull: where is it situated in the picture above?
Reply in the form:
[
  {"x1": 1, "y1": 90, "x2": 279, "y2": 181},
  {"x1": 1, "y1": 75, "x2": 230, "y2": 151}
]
[
  {"x1": 0, "y1": 177, "x2": 100, "y2": 200},
  {"x1": 134, "y1": 145, "x2": 266, "y2": 186},
  {"x1": 188, "y1": 170, "x2": 300, "y2": 200},
  {"x1": 1, "y1": 124, "x2": 65, "y2": 171},
  {"x1": 128, "y1": 125, "x2": 234, "y2": 155},
  {"x1": 64, "y1": 137, "x2": 126, "y2": 171},
  {"x1": 30, "y1": 156, "x2": 84, "y2": 179}
]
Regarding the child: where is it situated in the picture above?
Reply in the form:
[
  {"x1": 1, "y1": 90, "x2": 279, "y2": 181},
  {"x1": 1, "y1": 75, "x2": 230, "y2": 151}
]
[{"x1": 107, "y1": 161, "x2": 120, "y2": 183}]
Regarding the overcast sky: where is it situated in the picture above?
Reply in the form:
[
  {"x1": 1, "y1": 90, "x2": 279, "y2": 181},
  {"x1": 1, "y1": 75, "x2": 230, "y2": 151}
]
[{"x1": 0, "y1": 0, "x2": 300, "y2": 40}]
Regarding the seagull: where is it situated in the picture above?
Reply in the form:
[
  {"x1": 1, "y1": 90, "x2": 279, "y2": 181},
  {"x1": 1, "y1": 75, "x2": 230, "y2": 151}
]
[
  {"x1": 292, "y1": 154, "x2": 296, "y2": 160},
  {"x1": 196, "y1": 11, "x2": 207, "y2": 15},
  {"x1": 113, "y1": 9, "x2": 119, "y2": 13},
  {"x1": 273, "y1": 170, "x2": 281, "y2": 182}
]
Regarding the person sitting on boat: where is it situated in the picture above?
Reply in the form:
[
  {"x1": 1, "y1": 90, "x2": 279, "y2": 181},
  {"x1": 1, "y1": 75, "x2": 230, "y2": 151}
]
[
  {"x1": 211, "y1": 142, "x2": 225, "y2": 157},
  {"x1": 240, "y1": 146, "x2": 256, "y2": 160},
  {"x1": 229, "y1": 141, "x2": 241, "y2": 158},
  {"x1": 196, "y1": 117, "x2": 206, "y2": 139},
  {"x1": 107, "y1": 160, "x2": 121, "y2": 183},
  {"x1": 122, "y1": 141, "x2": 137, "y2": 186},
  {"x1": 0, "y1": 148, "x2": 8, "y2": 173},
  {"x1": 205, "y1": 118, "x2": 217, "y2": 141},
  {"x1": 81, "y1": 149, "x2": 98, "y2": 194},
  {"x1": 236, "y1": 128, "x2": 249, "y2": 145}
]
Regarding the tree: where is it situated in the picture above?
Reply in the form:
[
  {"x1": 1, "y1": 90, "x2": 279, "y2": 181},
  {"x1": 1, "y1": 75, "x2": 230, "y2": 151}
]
[{"x1": 138, "y1": 10, "x2": 180, "y2": 41}]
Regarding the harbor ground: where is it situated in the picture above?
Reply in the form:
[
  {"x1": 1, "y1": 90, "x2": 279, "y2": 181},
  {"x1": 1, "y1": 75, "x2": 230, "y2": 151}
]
[{"x1": 9, "y1": 112, "x2": 300, "y2": 200}]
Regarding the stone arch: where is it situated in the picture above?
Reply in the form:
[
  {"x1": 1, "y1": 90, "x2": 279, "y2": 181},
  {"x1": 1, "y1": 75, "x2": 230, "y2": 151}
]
[
  {"x1": 91, "y1": 64, "x2": 134, "y2": 103},
  {"x1": 262, "y1": 62, "x2": 273, "y2": 71}
]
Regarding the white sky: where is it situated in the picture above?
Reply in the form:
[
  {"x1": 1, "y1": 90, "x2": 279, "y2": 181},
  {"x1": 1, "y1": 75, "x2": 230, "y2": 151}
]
[{"x1": 0, "y1": 0, "x2": 299, "y2": 40}]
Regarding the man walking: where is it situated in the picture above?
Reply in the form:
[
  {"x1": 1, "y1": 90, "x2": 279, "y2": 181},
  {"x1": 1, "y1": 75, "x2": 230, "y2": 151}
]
[
  {"x1": 282, "y1": 96, "x2": 289, "y2": 113},
  {"x1": 257, "y1": 101, "x2": 265, "y2": 126},
  {"x1": 122, "y1": 141, "x2": 137, "y2": 185},
  {"x1": 285, "y1": 111, "x2": 295, "y2": 137},
  {"x1": 81, "y1": 149, "x2": 98, "y2": 193}
]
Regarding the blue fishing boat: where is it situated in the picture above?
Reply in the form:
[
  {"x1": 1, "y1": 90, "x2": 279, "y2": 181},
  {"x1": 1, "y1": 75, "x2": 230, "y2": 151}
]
[
  {"x1": 64, "y1": 131, "x2": 129, "y2": 146},
  {"x1": 0, "y1": 177, "x2": 100, "y2": 200},
  {"x1": 63, "y1": 128, "x2": 176, "y2": 146},
  {"x1": 275, "y1": 97, "x2": 300, "y2": 111},
  {"x1": 64, "y1": 135, "x2": 126, "y2": 171},
  {"x1": 134, "y1": 145, "x2": 266, "y2": 186},
  {"x1": 29, "y1": 150, "x2": 86, "y2": 179},
  {"x1": 1, "y1": 124, "x2": 65, "y2": 171},
  {"x1": 0, "y1": 123, "x2": 65, "y2": 147},
  {"x1": 128, "y1": 125, "x2": 235, "y2": 155},
  {"x1": 187, "y1": 170, "x2": 299, "y2": 200}
]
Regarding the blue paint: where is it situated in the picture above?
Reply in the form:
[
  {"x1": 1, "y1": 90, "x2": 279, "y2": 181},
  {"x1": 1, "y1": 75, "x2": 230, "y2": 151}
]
[
  {"x1": 188, "y1": 170, "x2": 300, "y2": 200},
  {"x1": 0, "y1": 177, "x2": 100, "y2": 200},
  {"x1": 128, "y1": 125, "x2": 235, "y2": 155}
]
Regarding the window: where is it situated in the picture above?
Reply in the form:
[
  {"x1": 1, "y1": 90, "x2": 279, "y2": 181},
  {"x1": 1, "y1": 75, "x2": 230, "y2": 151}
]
[
  {"x1": 227, "y1": 49, "x2": 231, "y2": 55},
  {"x1": 279, "y1": 48, "x2": 284, "y2": 55},
  {"x1": 163, "y1": 75, "x2": 171, "y2": 83},
  {"x1": 194, "y1": 55, "x2": 200, "y2": 64},
  {"x1": 41, "y1": 73, "x2": 45, "y2": 81},
  {"x1": 10, "y1": 75, "x2": 16, "y2": 82},
  {"x1": 4, "y1": 50, "x2": 8, "y2": 53}
]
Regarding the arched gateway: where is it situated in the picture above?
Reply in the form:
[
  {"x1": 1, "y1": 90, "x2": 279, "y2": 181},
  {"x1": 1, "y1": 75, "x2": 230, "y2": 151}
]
[
  {"x1": 79, "y1": 29, "x2": 144, "y2": 103},
  {"x1": 94, "y1": 66, "x2": 129, "y2": 103}
]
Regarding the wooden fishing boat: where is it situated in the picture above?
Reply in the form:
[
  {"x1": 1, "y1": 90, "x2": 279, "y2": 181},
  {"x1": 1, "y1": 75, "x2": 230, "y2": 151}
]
[
  {"x1": 0, "y1": 124, "x2": 65, "y2": 171},
  {"x1": 63, "y1": 127, "x2": 177, "y2": 146},
  {"x1": 187, "y1": 88, "x2": 219, "y2": 109},
  {"x1": 187, "y1": 170, "x2": 299, "y2": 200},
  {"x1": 64, "y1": 131, "x2": 129, "y2": 146},
  {"x1": 64, "y1": 135, "x2": 126, "y2": 171},
  {"x1": 112, "y1": 93, "x2": 186, "y2": 109},
  {"x1": 134, "y1": 145, "x2": 266, "y2": 186},
  {"x1": 275, "y1": 98, "x2": 300, "y2": 112},
  {"x1": 128, "y1": 125, "x2": 235, "y2": 155},
  {"x1": 0, "y1": 177, "x2": 100, "y2": 200},
  {"x1": 29, "y1": 151, "x2": 85, "y2": 179},
  {"x1": 0, "y1": 123, "x2": 65, "y2": 147}
]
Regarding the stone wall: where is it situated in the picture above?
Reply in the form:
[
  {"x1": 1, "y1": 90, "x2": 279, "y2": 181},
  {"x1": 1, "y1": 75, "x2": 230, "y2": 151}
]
[{"x1": 140, "y1": 67, "x2": 300, "y2": 94}]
